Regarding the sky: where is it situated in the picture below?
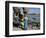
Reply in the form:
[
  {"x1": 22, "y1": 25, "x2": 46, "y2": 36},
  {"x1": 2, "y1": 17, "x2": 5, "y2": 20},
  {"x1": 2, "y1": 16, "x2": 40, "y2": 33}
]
[
  {"x1": 20, "y1": 8, "x2": 40, "y2": 14},
  {"x1": 28, "y1": 8, "x2": 40, "y2": 14}
]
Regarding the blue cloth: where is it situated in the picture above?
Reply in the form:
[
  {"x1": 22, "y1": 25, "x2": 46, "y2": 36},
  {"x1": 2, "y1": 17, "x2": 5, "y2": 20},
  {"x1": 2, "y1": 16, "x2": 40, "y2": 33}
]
[{"x1": 24, "y1": 19, "x2": 28, "y2": 29}]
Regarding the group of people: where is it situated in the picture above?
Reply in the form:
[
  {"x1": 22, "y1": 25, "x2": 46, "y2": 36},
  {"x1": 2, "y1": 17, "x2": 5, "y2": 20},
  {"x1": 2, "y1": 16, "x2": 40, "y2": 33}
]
[{"x1": 13, "y1": 7, "x2": 29, "y2": 30}]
